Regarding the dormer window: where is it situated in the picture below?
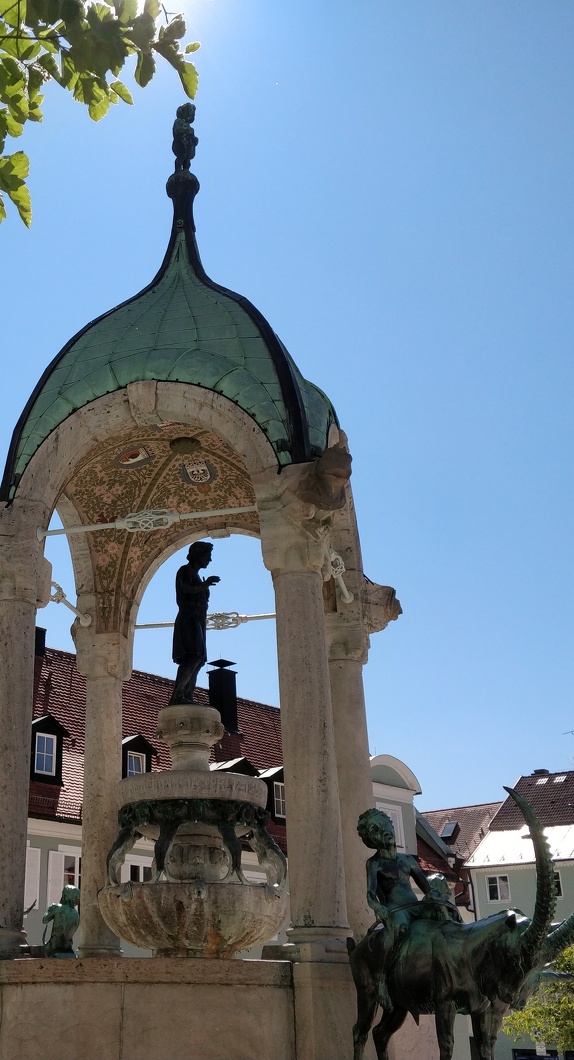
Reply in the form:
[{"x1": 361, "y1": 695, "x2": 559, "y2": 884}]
[
  {"x1": 30, "y1": 714, "x2": 70, "y2": 786},
  {"x1": 122, "y1": 734, "x2": 157, "y2": 779},
  {"x1": 127, "y1": 751, "x2": 145, "y2": 777},
  {"x1": 258, "y1": 766, "x2": 286, "y2": 822},
  {"x1": 35, "y1": 733, "x2": 56, "y2": 776}
]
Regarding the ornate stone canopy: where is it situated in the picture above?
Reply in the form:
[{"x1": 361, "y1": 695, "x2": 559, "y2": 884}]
[{"x1": 1, "y1": 155, "x2": 338, "y2": 504}]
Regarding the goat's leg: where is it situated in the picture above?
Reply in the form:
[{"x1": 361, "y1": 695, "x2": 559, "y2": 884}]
[
  {"x1": 371, "y1": 1007, "x2": 407, "y2": 1060},
  {"x1": 351, "y1": 979, "x2": 379, "y2": 1060},
  {"x1": 470, "y1": 1008, "x2": 501, "y2": 1060},
  {"x1": 435, "y1": 1001, "x2": 457, "y2": 1060}
]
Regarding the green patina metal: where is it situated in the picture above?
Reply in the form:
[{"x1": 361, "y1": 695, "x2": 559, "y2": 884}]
[{"x1": 0, "y1": 108, "x2": 338, "y2": 500}]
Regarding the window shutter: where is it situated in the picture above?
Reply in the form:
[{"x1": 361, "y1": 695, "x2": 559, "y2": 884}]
[
  {"x1": 46, "y1": 850, "x2": 65, "y2": 907},
  {"x1": 24, "y1": 846, "x2": 41, "y2": 914}
]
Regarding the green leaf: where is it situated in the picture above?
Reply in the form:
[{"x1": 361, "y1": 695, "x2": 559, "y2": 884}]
[
  {"x1": 0, "y1": 149, "x2": 29, "y2": 180},
  {"x1": 125, "y1": 11, "x2": 154, "y2": 49},
  {"x1": 177, "y1": 57, "x2": 197, "y2": 99},
  {"x1": 1, "y1": 56, "x2": 26, "y2": 85},
  {"x1": 0, "y1": 191, "x2": 6, "y2": 222},
  {"x1": 184, "y1": 41, "x2": 200, "y2": 54},
  {"x1": 37, "y1": 52, "x2": 62, "y2": 80},
  {"x1": 5, "y1": 111, "x2": 23, "y2": 135},
  {"x1": 6, "y1": 178, "x2": 31, "y2": 224},
  {"x1": 7, "y1": 91, "x2": 28, "y2": 123},
  {"x1": 143, "y1": 0, "x2": 159, "y2": 18},
  {"x1": 114, "y1": 0, "x2": 136, "y2": 24},
  {"x1": 0, "y1": 0, "x2": 22, "y2": 29},
  {"x1": 60, "y1": 49, "x2": 78, "y2": 88},
  {"x1": 109, "y1": 77, "x2": 132, "y2": 104},
  {"x1": 28, "y1": 95, "x2": 43, "y2": 120},
  {"x1": 27, "y1": 65, "x2": 45, "y2": 96},
  {"x1": 33, "y1": 30, "x2": 61, "y2": 54},
  {"x1": 159, "y1": 14, "x2": 185, "y2": 42},
  {"x1": 25, "y1": 0, "x2": 60, "y2": 25},
  {"x1": 59, "y1": 0, "x2": 84, "y2": 20},
  {"x1": 134, "y1": 49, "x2": 154, "y2": 88},
  {"x1": 0, "y1": 150, "x2": 32, "y2": 225}
]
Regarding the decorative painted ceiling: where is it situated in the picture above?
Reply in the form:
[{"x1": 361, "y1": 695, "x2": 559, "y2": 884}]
[{"x1": 60, "y1": 422, "x2": 259, "y2": 634}]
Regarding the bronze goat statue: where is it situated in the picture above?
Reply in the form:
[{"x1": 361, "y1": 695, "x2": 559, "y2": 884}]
[{"x1": 348, "y1": 789, "x2": 574, "y2": 1060}]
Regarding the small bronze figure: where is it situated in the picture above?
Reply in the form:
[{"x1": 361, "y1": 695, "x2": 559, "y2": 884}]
[
  {"x1": 42, "y1": 884, "x2": 80, "y2": 957},
  {"x1": 170, "y1": 541, "x2": 220, "y2": 705},
  {"x1": 172, "y1": 103, "x2": 198, "y2": 172}
]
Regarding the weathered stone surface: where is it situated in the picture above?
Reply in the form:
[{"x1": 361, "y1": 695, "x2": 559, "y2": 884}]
[
  {"x1": 156, "y1": 703, "x2": 224, "y2": 771},
  {"x1": 117, "y1": 768, "x2": 268, "y2": 808},
  {"x1": 0, "y1": 958, "x2": 296, "y2": 1060},
  {"x1": 74, "y1": 630, "x2": 130, "y2": 958},
  {"x1": 98, "y1": 879, "x2": 289, "y2": 957}
]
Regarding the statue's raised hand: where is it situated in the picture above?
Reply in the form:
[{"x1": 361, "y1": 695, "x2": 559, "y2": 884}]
[{"x1": 204, "y1": 575, "x2": 220, "y2": 587}]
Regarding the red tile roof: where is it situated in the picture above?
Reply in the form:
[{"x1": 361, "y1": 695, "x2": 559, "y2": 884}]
[
  {"x1": 31, "y1": 647, "x2": 284, "y2": 839},
  {"x1": 421, "y1": 802, "x2": 502, "y2": 860},
  {"x1": 489, "y1": 771, "x2": 574, "y2": 830}
]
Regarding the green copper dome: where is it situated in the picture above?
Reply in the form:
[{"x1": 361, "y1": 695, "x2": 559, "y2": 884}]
[{"x1": 1, "y1": 108, "x2": 338, "y2": 501}]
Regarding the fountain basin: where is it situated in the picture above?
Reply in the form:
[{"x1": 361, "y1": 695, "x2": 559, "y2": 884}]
[{"x1": 98, "y1": 879, "x2": 288, "y2": 957}]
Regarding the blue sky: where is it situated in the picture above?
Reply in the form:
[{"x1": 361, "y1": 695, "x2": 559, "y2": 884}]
[{"x1": 2, "y1": 1, "x2": 573, "y2": 810}]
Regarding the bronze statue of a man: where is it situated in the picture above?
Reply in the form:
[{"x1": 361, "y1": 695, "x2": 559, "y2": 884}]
[{"x1": 169, "y1": 541, "x2": 220, "y2": 705}]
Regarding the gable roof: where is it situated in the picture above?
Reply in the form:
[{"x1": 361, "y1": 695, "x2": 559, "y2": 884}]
[
  {"x1": 489, "y1": 770, "x2": 574, "y2": 830},
  {"x1": 420, "y1": 802, "x2": 502, "y2": 860}
]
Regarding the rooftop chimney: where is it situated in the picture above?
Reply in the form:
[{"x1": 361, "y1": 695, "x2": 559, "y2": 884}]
[
  {"x1": 35, "y1": 627, "x2": 46, "y2": 657},
  {"x1": 532, "y1": 768, "x2": 550, "y2": 776},
  {"x1": 208, "y1": 659, "x2": 239, "y2": 734}
]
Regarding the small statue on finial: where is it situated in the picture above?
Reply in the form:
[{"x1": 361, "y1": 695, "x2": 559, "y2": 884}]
[
  {"x1": 172, "y1": 103, "x2": 198, "y2": 172},
  {"x1": 42, "y1": 884, "x2": 81, "y2": 957}
]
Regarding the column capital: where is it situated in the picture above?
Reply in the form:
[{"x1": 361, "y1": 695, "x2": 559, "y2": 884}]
[
  {"x1": 253, "y1": 446, "x2": 352, "y2": 577},
  {"x1": 73, "y1": 628, "x2": 131, "y2": 681}
]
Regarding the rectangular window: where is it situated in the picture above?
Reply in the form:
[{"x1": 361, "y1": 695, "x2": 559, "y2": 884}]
[
  {"x1": 273, "y1": 781, "x2": 286, "y2": 818},
  {"x1": 121, "y1": 855, "x2": 153, "y2": 884},
  {"x1": 554, "y1": 870, "x2": 563, "y2": 898},
  {"x1": 63, "y1": 853, "x2": 81, "y2": 889},
  {"x1": 127, "y1": 751, "x2": 145, "y2": 777},
  {"x1": 46, "y1": 846, "x2": 82, "y2": 907},
  {"x1": 35, "y1": 733, "x2": 56, "y2": 775},
  {"x1": 487, "y1": 875, "x2": 510, "y2": 902}
]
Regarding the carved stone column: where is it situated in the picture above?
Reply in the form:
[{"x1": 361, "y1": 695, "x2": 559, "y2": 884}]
[
  {"x1": 325, "y1": 627, "x2": 372, "y2": 943},
  {"x1": 327, "y1": 570, "x2": 403, "y2": 941},
  {"x1": 74, "y1": 628, "x2": 130, "y2": 957},
  {"x1": 254, "y1": 460, "x2": 350, "y2": 955},
  {"x1": 0, "y1": 501, "x2": 51, "y2": 957}
]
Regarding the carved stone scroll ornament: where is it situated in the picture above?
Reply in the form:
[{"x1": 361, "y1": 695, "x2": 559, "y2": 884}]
[{"x1": 360, "y1": 576, "x2": 402, "y2": 635}]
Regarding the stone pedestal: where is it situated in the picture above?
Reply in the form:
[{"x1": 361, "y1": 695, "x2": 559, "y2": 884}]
[{"x1": 0, "y1": 957, "x2": 377, "y2": 1060}]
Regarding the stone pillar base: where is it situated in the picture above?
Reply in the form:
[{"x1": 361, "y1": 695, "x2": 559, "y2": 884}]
[
  {"x1": 0, "y1": 928, "x2": 27, "y2": 960},
  {"x1": 262, "y1": 925, "x2": 350, "y2": 964},
  {"x1": 76, "y1": 942, "x2": 122, "y2": 958}
]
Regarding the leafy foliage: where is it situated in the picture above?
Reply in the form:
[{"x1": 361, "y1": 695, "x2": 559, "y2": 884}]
[
  {"x1": 0, "y1": 0, "x2": 200, "y2": 223},
  {"x1": 503, "y1": 947, "x2": 574, "y2": 1052}
]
